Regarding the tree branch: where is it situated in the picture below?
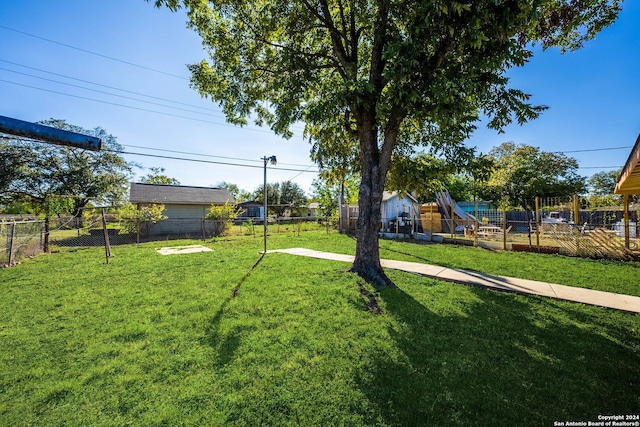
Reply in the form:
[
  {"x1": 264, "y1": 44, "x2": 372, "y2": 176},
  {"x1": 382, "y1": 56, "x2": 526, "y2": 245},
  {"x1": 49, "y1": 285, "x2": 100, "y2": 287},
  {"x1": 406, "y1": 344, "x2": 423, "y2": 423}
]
[
  {"x1": 312, "y1": 0, "x2": 355, "y2": 79},
  {"x1": 369, "y1": 0, "x2": 389, "y2": 92}
]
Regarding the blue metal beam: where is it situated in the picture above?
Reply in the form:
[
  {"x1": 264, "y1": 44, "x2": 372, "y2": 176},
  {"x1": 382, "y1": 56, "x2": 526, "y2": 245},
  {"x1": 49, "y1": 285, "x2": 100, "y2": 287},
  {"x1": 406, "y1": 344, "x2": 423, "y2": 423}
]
[{"x1": 0, "y1": 115, "x2": 101, "y2": 151}]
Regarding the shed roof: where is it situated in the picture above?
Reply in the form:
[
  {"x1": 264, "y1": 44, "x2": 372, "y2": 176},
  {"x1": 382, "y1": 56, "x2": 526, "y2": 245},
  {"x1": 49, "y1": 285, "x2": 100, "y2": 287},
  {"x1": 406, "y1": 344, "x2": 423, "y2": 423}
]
[
  {"x1": 615, "y1": 134, "x2": 640, "y2": 195},
  {"x1": 129, "y1": 183, "x2": 235, "y2": 205},
  {"x1": 382, "y1": 191, "x2": 419, "y2": 204}
]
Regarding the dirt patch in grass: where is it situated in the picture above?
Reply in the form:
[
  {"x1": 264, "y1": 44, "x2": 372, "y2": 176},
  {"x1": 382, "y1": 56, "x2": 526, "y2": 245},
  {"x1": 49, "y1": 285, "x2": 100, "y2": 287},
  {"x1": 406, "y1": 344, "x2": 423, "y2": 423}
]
[{"x1": 359, "y1": 282, "x2": 383, "y2": 314}]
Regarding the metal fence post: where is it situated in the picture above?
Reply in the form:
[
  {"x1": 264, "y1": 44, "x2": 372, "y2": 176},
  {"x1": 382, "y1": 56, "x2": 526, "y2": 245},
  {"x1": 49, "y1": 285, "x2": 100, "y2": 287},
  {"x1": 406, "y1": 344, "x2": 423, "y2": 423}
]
[
  {"x1": 502, "y1": 207, "x2": 507, "y2": 251},
  {"x1": 8, "y1": 221, "x2": 16, "y2": 266}
]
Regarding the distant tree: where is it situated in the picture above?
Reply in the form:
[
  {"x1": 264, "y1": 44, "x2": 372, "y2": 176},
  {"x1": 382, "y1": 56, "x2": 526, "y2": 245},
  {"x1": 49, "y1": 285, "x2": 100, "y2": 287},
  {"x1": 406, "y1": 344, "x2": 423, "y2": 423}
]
[
  {"x1": 479, "y1": 142, "x2": 585, "y2": 210},
  {"x1": 215, "y1": 181, "x2": 251, "y2": 202},
  {"x1": 0, "y1": 119, "x2": 135, "y2": 216},
  {"x1": 253, "y1": 181, "x2": 307, "y2": 216},
  {"x1": 279, "y1": 181, "x2": 308, "y2": 216},
  {"x1": 588, "y1": 170, "x2": 620, "y2": 196},
  {"x1": 311, "y1": 176, "x2": 359, "y2": 215},
  {"x1": 584, "y1": 169, "x2": 627, "y2": 207},
  {"x1": 443, "y1": 174, "x2": 474, "y2": 203},
  {"x1": 386, "y1": 151, "x2": 494, "y2": 203},
  {"x1": 0, "y1": 140, "x2": 29, "y2": 194},
  {"x1": 139, "y1": 167, "x2": 180, "y2": 185}
]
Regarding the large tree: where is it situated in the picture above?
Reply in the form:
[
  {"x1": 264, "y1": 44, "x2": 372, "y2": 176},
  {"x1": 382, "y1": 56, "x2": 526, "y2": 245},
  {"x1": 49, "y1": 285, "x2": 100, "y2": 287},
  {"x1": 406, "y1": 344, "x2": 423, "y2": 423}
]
[
  {"x1": 479, "y1": 142, "x2": 586, "y2": 209},
  {"x1": 152, "y1": 0, "x2": 620, "y2": 286},
  {"x1": 0, "y1": 119, "x2": 135, "y2": 215}
]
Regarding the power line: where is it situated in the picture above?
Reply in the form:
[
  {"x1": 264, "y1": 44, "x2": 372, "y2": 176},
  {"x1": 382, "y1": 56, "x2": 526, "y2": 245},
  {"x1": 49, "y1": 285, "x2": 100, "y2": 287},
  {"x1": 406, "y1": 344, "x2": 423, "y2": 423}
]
[
  {"x1": 0, "y1": 59, "x2": 219, "y2": 113},
  {"x1": 0, "y1": 63, "x2": 305, "y2": 133},
  {"x1": 0, "y1": 133, "x2": 317, "y2": 170},
  {"x1": 577, "y1": 166, "x2": 622, "y2": 169},
  {"x1": 288, "y1": 164, "x2": 318, "y2": 181},
  {"x1": 1, "y1": 59, "x2": 305, "y2": 132},
  {"x1": 0, "y1": 78, "x2": 304, "y2": 137},
  {"x1": 0, "y1": 67, "x2": 225, "y2": 118},
  {"x1": 0, "y1": 25, "x2": 188, "y2": 80},
  {"x1": 121, "y1": 144, "x2": 315, "y2": 167},
  {"x1": 554, "y1": 146, "x2": 633, "y2": 154},
  {"x1": 113, "y1": 149, "x2": 319, "y2": 173},
  {"x1": 1, "y1": 132, "x2": 617, "y2": 173}
]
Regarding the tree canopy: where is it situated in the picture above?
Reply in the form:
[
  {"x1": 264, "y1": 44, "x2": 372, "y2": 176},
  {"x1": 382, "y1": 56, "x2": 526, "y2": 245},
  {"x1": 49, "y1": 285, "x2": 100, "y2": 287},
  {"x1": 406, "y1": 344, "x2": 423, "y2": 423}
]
[
  {"x1": 0, "y1": 119, "x2": 135, "y2": 215},
  {"x1": 479, "y1": 142, "x2": 585, "y2": 209},
  {"x1": 216, "y1": 181, "x2": 252, "y2": 202},
  {"x1": 152, "y1": 0, "x2": 621, "y2": 286},
  {"x1": 587, "y1": 170, "x2": 620, "y2": 196},
  {"x1": 139, "y1": 167, "x2": 181, "y2": 185},
  {"x1": 253, "y1": 181, "x2": 308, "y2": 216}
]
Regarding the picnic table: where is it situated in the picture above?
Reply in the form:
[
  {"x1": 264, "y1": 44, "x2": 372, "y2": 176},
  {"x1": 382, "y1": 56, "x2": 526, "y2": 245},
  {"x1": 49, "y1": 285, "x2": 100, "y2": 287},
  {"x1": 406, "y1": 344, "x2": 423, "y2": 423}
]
[{"x1": 477, "y1": 225, "x2": 502, "y2": 239}]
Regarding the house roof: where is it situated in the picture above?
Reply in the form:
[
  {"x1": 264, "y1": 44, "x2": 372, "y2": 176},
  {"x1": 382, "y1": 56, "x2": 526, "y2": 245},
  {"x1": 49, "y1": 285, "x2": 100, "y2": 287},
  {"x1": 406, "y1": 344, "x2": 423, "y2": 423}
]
[
  {"x1": 615, "y1": 134, "x2": 640, "y2": 195},
  {"x1": 129, "y1": 183, "x2": 235, "y2": 205},
  {"x1": 382, "y1": 191, "x2": 419, "y2": 204},
  {"x1": 238, "y1": 200, "x2": 263, "y2": 207}
]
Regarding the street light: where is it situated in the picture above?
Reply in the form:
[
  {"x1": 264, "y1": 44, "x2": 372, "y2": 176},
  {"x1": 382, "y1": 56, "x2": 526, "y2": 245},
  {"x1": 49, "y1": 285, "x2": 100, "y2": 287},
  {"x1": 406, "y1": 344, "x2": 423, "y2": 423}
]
[{"x1": 263, "y1": 155, "x2": 277, "y2": 253}]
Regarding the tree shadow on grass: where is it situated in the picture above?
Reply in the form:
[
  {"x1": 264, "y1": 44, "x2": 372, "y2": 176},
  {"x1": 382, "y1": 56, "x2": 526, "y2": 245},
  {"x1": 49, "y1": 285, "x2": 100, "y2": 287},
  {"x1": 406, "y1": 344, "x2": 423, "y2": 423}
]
[
  {"x1": 357, "y1": 283, "x2": 640, "y2": 426},
  {"x1": 199, "y1": 254, "x2": 265, "y2": 367},
  {"x1": 199, "y1": 298, "x2": 245, "y2": 368}
]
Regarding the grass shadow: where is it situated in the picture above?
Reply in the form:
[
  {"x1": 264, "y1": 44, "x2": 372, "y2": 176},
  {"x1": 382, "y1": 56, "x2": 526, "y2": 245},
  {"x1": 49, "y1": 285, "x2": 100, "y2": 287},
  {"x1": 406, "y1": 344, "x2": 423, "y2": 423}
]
[{"x1": 357, "y1": 281, "x2": 640, "y2": 426}]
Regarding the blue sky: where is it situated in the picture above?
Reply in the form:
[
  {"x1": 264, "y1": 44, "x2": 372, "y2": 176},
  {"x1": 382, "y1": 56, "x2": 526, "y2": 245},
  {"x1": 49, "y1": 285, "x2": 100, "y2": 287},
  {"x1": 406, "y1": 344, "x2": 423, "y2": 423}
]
[{"x1": 1, "y1": 1, "x2": 638, "y2": 196}]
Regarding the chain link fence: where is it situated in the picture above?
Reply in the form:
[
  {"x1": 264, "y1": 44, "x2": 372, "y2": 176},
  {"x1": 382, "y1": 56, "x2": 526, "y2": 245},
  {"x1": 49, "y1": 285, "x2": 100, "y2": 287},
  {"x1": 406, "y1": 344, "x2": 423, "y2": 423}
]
[
  {"x1": 1, "y1": 220, "x2": 45, "y2": 266},
  {"x1": 44, "y1": 207, "x2": 336, "y2": 250}
]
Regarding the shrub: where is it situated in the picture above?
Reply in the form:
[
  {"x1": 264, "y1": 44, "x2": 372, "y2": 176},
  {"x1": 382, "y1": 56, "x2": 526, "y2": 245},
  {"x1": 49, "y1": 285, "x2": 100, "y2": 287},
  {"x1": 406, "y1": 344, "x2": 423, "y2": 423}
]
[
  {"x1": 118, "y1": 203, "x2": 167, "y2": 235},
  {"x1": 206, "y1": 202, "x2": 241, "y2": 236}
]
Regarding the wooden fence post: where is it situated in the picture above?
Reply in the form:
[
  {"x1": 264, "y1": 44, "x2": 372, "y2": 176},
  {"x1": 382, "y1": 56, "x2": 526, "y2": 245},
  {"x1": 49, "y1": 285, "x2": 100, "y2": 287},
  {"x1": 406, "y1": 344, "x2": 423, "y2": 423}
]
[
  {"x1": 574, "y1": 194, "x2": 581, "y2": 253},
  {"x1": 101, "y1": 209, "x2": 111, "y2": 264},
  {"x1": 474, "y1": 199, "x2": 479, "y2": 247},
  {"x1": 624, "y1": 194, "x2": 630, "y2": 249}
]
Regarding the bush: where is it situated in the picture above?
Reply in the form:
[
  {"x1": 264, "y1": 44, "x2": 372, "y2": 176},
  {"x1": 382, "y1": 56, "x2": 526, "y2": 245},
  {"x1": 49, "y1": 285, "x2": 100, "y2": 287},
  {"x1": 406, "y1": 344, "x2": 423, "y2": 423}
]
[
  {"x1": 206, "y1": 202, "x2": 241, "y2": 236},
  {"x1": 118, "y1": 203, "x2": 167, "y2": 235}
]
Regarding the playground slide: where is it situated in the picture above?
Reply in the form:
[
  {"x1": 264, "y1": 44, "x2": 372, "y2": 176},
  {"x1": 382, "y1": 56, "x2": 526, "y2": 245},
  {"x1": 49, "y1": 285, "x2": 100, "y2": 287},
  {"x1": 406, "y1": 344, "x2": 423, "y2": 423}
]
[{"x1": 435, "y1": 190, "x2": 476, "y2": 223}]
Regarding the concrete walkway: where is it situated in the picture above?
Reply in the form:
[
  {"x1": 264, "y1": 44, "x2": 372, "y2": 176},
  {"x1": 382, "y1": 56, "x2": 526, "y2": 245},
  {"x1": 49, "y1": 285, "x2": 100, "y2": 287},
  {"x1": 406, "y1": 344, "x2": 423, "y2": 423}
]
[{"x1": 269, "y1": 248, "x2": 640, "y2": 314}]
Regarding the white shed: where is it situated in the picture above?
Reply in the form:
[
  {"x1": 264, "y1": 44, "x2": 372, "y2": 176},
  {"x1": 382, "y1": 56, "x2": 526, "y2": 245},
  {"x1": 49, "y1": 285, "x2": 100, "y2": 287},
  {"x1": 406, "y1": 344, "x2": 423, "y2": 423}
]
[{"x1": 380, "y1": 191, "x2": 420, "y2": 233}]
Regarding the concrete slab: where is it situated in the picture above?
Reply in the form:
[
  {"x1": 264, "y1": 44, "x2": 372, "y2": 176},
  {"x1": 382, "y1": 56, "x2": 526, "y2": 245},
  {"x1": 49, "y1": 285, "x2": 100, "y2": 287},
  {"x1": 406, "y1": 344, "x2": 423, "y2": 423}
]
[
  {"x1": 549, "y1": 283, "x2": 640, "y2": 313},
  {"x1": 269, "y1": 248, "x2": 640, "y2": 314},
  {"x1": 156, "y1": 245, "x2": 213, "y2": 255}
]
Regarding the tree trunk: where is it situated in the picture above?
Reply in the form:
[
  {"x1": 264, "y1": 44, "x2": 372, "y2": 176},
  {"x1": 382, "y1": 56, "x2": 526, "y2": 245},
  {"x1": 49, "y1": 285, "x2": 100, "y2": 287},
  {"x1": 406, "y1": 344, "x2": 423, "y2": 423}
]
[
  {"x1": 350, "y1": 179, "x2": 394, "y2": 287},
  {"x1": 349, "y1": 111, "x2": 396, "y2": 288}
]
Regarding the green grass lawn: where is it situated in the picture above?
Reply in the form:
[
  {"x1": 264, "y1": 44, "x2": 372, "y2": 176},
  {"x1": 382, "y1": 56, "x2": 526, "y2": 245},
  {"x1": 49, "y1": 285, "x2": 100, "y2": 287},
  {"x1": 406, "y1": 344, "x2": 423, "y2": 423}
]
[{"x1": 1, "y1": 231, "x2": 638, "y2": 426}]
